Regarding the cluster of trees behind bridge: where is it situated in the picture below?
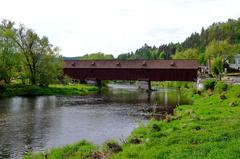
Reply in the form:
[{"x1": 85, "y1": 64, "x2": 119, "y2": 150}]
[
  {"x1": 1, "y1": 18, "x2": 240, "y2": 86},
  {"x1": 71, "y1": 18, "x2": 240, "y2": 77}
]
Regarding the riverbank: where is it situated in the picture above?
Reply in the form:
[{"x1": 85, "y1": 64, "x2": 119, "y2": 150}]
[
  {"x1": 23, "y1": 84, "x2": 240, "y2": 159},
  {"x1": 0, "y1": 84, "x2": 98, "y2": 97}
]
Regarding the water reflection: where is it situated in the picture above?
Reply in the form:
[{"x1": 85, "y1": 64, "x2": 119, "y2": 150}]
[
  {"x1": 105, "y1": 84, "x2": 189, "y2": 106},
  {"x1": 0, "y1": 84, "x2": 189, "y2": 159},
  {"x1": 0, "y1": 97, "x2": 56, "y2": 158}
]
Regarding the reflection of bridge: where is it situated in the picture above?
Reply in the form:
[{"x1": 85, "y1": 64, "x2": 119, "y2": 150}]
[{"x1": 64, "y1": 60, "x2": 198, "y2": 90}]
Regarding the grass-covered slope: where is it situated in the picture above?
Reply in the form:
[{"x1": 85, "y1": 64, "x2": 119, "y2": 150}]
[
  {"x1": 110, "y1": 85, "x2": 240, "y2": 159},
  {"x1": 23, "y1": 85, "x2": 240, "y2": 159}
]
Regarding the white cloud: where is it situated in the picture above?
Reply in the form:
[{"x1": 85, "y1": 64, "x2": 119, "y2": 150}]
[{"x1": 0, "y1": 0, "x2": 239, "y2": 57}]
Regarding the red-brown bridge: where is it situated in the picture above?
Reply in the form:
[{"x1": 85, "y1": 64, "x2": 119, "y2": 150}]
[{"x1": 64, "y1": 60, "x2": 198, "y2": 90}]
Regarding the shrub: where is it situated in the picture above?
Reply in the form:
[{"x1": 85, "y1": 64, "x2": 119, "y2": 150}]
[
  {"x1": 62, "y1": 75, "x2": 72, "y2": 84},
  {"x1": 189, "y1": 87, "x2": 198, "y2": 95},
  {"x1": 90, "y1": 151, "x2": 104, "y2": 159},
  {"x1": 0, "y1": 84, "x2": 6, "y2": 92},
  {"x1": 103, "y1": 140, "x2": 122, "y2": 153},
  {"x1": 212, "y1": 57, "x2": 224, "y2": 78},
  {"x1": 128, "y1": 137, "x2": 141, "y2": 144},
  {"x1": 203, "y1": 79, "x2": 216, "y2": 90},
  {"x1": 215, "y1": 81, "x2": 228, "y2": 92},
  {"x1": 151, "y1": 123, "x2": 161, "y2": 131},
  {"x1": 220, "y1": 93, "x2": 227, "y2": 100}
]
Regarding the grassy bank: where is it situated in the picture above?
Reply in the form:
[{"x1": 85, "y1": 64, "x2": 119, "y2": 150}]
[
  {"x1": 0, "y1": 84, "x2": 98, "y2": 97},
  {"x1": 23, "y1": 84, "x2": 240, "y2": 159},
  {"x1": 110, "y1": 85, "x2": 240, "y2": 159}
]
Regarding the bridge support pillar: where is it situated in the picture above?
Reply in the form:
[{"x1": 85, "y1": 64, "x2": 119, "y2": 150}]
[
  {"x1": 137, "y1": 80, "x2": 151, "y2": 91},
  {"x1": 96, "y1": 80, "x2": 102, "y2": 89},
  {"x1": 86, "y1": 79, "x2": 102, "y2": 89}
]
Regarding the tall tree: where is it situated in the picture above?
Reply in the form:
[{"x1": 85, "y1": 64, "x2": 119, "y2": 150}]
[
  {"x1": 205, "y1": 40, "x2": 237, "y2": 62},
  {"x1": 0, "y1": 20, "x2": 20, "y2": 83},
  {"x1": 172, "y1": 48, "x2": 200, "y2": 60},
  {"x1": 1, "y1": 20, "x2": 63, "y2": 86},
  {"x1": 158, "y1": 52, "x2": 166, "y2": 59},
  {"x1": 212, "y1": 57, "x2": 224, "y2": 80}
]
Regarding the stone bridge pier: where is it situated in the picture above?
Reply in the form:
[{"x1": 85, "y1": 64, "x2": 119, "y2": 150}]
[
  {"x1": 86, "y1": 79, "x2": 102, "y2": 88},
  {"x1": 137, "y1": 80, "x2": 151, "y2": 91}
]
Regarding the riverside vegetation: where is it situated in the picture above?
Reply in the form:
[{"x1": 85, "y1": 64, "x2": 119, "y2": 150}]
[
  {"x1": 0, "y1": 84, "x2": 98, "y2": 97},
  {"x1": 23, "y1": 81, "x2": 240, "y2": 159}
]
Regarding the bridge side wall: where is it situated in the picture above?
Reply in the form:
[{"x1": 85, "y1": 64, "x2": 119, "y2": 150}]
[{"x1": 64, "y1": 68, "x2": 198, "y2": 82}]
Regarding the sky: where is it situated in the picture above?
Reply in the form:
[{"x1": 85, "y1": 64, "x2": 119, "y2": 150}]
[{"x1": 0, "y1": 0, "x2": 240, "y2": 57}]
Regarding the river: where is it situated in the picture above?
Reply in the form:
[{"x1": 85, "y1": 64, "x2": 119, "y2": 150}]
[{"x1": 0, "y1": 84, "x2": 188, "y2": 159}]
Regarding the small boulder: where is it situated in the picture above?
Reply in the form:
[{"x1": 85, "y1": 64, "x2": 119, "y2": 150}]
[
  {"x1": 129, "y1": 137, "x2": 141, "y2": 144},
  {"x1": 220, "y1": 93, "x2": 226, "y2": 100},
  {"x1": 195, "y1": 126, "x2": 201, "y2": 130},
  {"x1": 164, "y1": 115, "x2": 172, "y2": 123},
  {"x1": 152, "y1": 123, "x2": 161, "y2": 131},
  {"x1": 229, "y1": 101, "x2": 237, "y2": 107},
  {"x1": 91, "y1": 151, "x2": 104, "y2": 159},
  {"x1": 105, "y1": 141, "x2": 122, "y2": 153}
]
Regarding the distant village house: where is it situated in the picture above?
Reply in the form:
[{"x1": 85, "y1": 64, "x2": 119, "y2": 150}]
[{"x1": 229, "y1": 54, "x2": 240, "y2": 70}]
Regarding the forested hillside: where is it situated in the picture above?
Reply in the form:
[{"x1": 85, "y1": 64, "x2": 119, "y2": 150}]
[
  {"x1": 117, "y1": 18, "x2": 240, "y2": 65},
  {"x1": 65, "y1": 18, "x2": 240, "y2": 66}
]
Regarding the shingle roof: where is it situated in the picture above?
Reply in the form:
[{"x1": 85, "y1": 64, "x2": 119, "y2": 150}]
[{"x1": 64, "y1": 60, "x2": 198, "y2": 69}]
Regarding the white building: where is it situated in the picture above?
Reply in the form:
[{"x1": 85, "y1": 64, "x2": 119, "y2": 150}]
[{"x1": 229, "y1": 54, "x2": 240, "y2": 70}]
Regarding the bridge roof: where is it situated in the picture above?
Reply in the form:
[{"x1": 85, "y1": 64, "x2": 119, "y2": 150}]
[{"x1": 64, "y1": 60, "x2": 198, "y2": 69}]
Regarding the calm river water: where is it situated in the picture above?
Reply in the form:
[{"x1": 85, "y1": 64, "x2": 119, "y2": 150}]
[{"x1": 0, "y1": 84, "x2": 188, "y2": 159}]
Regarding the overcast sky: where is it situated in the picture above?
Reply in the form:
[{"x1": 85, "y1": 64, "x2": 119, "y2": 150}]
[{"x1": 1, "y1": 0, "x2": 240, "y2": 57}]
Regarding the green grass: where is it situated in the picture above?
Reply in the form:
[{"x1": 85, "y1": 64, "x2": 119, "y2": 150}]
[
  {"x1": 23, "y1": 85, "x2": 240, "y2": 159},
  {"x1": 152, "y1": 81, "x2": 195, "y2": 89},
  {"x1": 0, "y1": 84, "x2": 98, "y2": 97},
  {"x1": 23, "y1": 140, "x2": 97, "y2": 159},
  {"x1": 109, "y1": 85, "x2": 240, "y2": 159}
]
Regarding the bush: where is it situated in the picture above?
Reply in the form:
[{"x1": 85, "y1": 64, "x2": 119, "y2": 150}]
[
  {"x1": 128, "y1": 137, "x2": 141, "y2": 144},
  {"x1": 0, "y1": 84, "x2": 6, "y2": 92},
  {"x1": 151, "y1": 123, "x2": 161, "y2": 131},
  {"x1": 62, "y1": 75, "x2": 72, "y2": 84},
  {"x1": 203, "y1": 79, "x2": 216, "y2": 90},
  {"x1": 103, "y1": 140, "x2": 122, "y2": 153},
  {"x1": 215, "y1": 81, "x2": 228, "y2": 92}
]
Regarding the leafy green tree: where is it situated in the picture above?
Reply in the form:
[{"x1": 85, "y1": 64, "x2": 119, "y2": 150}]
[
  {"x1": 212, "y1": 57, "x2": 224, "y2": 80},
  {"x1": 116, "y1": 18, "x2": 240, "y2": 62},
  {"x1": 205, "y1": 40, "x2": 239, "y2": 73},
  {"x1": 117, "y1": 52, "x2": 134, "y2": 60},
  {"x1": 1, "y1": 20, "x2": 63, "y2": 86},
  {"x1": 158, "y1": 52, "x2": 166, "y2": 59},
  {"x1": 38, "y1": 50, "x2": 63, "y2": 86},
  {"x1": 172, "y1": 48, "x2": 200, "y2": 60},
  {"x1": 117, "y1": 43, "x2": 177, "y2": 60},
  {"x1": 205, "y1": 40, "x2": 236, "y2": 61},
  {"x1": 80, "y1": 52, "x2": 114, "y2": 60},
  {"x1": 0, "y1": 20, "x2": 20, "y2": 83},
  {"x1": 149, "y1": 49, "x2": 159, "y2": 59}
]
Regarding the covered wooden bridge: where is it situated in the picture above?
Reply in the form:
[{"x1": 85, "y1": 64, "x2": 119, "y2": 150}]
[{"x1": 64, "y1": 60, "x2": 198, "y2": 90}]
